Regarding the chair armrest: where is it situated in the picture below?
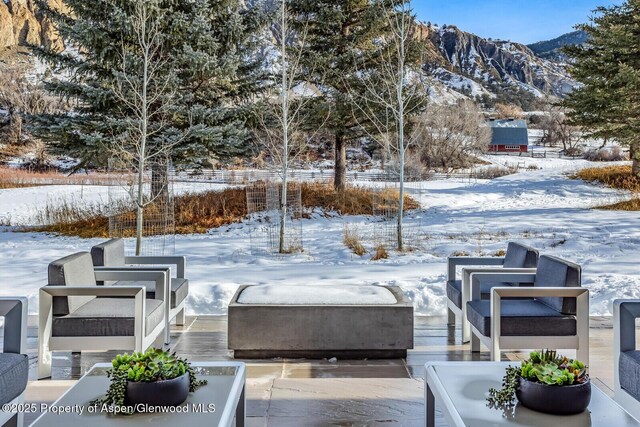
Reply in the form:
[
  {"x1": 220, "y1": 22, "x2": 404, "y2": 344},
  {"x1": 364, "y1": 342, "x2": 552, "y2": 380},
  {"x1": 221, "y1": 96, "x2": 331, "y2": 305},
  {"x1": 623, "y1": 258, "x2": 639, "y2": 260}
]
[
  {"x1": 0, "y1": 297, "x2": 28, "y2": 354},
  {"x1": 490, "y1": 287, "x2": 589, "y2": 354},
  {"x1": 93, "y1": 268, "x2": 169, "y2": 302},
  {"x1": 125, "y1": 256, "x2": 186, "y2": 278},
  {"x1": 40, "y1": 285, "x2": 146, "y2": 298},
  {"x1": 469, "y1": 272, "x2": 538, "y2": 300},
  {"x1": 447, "y1": 257, "x2": 505, "y2": 281},
  {"x1": 39, "y1": 286, "x2": 151, "y2": 345}
]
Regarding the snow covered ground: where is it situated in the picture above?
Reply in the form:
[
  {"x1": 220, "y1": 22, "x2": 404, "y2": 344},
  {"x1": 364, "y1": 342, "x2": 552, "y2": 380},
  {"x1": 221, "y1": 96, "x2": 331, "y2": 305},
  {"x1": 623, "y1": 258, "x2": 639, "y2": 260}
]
[{"x1": 0, "y1": 157, "x2": 638, "y2": 317}]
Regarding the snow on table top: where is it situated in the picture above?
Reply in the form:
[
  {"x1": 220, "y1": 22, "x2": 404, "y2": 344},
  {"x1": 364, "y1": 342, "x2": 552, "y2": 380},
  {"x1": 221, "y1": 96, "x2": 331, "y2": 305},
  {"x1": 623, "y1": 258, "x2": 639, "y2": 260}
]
[{"x1": 237, "y1": 285, "x2": 398, "y2": 305}]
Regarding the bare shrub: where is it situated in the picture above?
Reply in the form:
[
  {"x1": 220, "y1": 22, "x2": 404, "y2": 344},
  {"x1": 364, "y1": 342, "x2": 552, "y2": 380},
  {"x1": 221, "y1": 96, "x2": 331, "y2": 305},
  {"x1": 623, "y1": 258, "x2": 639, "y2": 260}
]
[
  {"x1": 494, "y1": 103, "x2": 524, "y2": 120},
  {"x1": 371, "y1": 244, "x2": 389, "y2": 260},
  {"x1": 413, "y1": 101, "x2": 491, "y2": 172},
  {"x1": 474, "y1": 166, "x2": 516, "y2": 179},
  {"x1": 583, "y1": 146, "x2": 628, "y2": 162},
  {"x1": 0, "y1": 62, "x2": 68, "y2": 146}
]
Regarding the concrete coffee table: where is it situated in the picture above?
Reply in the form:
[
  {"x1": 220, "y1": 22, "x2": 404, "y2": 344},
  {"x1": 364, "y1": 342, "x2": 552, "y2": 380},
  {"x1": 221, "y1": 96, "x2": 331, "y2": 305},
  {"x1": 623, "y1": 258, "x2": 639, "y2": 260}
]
[
  {"x1": 31, "y1": 362, "x2": 246, "y2": 427},
  {"x1": 425, "y1": 361, "x2": 640, "y2": 427}
]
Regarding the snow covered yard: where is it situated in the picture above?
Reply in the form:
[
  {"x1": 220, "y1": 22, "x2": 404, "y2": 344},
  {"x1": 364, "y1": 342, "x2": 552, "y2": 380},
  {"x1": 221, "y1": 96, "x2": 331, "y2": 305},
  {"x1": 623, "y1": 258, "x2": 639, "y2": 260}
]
[{"x1": 0, "y1": 157, "x2": 638, "y2": 317}]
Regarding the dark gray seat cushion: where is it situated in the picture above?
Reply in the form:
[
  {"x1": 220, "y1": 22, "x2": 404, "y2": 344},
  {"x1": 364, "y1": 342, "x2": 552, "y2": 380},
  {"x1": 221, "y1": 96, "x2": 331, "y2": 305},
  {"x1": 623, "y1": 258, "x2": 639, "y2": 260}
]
[
  {"x1": 446, "y1": 280, "x2": 512, "y2": 309},
  {"x1": 466, "y1": 300, "x2": 577, "y2": 337},
  {"x1": 0, "y1": 353, "x2": 28, "y2": 405},
  {"x1": 619, "y1": 350, "x2": 640, "y2": 402},
  {"x1": 52, "y1": 298, "x2": 164, "y2": 337},
  {"x1": 113, "y1": 279, "x2": 188, "y2": 308},
  {"x1": 533, "y1": 255, "x2": 581, "y2": 315}
]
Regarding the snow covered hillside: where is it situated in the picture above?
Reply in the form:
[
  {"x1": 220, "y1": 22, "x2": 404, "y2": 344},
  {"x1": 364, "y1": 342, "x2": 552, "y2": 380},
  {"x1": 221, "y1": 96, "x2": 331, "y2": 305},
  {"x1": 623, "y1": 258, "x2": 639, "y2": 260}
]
[{"x1": 0, "y1": 158, "x2": 637, "y2": 317}]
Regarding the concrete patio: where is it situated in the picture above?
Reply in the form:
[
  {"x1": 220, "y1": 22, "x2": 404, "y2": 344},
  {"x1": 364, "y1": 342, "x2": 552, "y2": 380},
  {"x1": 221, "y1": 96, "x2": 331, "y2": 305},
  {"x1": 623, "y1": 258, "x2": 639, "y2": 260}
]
[{"x1": 17, "y1": 315, "x2": 617, "y2": 426}]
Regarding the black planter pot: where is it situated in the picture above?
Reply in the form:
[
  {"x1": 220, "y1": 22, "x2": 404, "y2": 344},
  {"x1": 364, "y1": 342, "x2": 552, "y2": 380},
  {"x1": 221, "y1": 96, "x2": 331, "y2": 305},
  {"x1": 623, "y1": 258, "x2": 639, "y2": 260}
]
[
  {"x1": 124, "y1": 373, "x2": 190, "y2": 407},
  {"x1": 515, "y1": 377, "x2": 591, "y2": 415}
]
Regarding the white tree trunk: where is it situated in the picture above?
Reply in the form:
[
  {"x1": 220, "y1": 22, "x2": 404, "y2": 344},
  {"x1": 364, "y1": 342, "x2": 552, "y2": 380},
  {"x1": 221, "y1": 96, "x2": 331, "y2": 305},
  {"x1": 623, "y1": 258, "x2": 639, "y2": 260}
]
[{"x1": 278, "y1": 0, "x2": 289, "y2": 254}]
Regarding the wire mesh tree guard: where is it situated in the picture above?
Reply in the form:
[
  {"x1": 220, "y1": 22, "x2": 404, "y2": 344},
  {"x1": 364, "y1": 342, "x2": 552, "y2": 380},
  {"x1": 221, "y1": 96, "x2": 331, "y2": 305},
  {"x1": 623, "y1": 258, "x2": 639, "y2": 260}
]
[
  {"x1": 107, "y1": 158, "x2": 176, "y2": 256},
  {"x1": 246, "y1": 179, "x2": 303, "y2": 256},
  {"x1": 370, "y1": 178, "x2": 425, "y2": 251}
]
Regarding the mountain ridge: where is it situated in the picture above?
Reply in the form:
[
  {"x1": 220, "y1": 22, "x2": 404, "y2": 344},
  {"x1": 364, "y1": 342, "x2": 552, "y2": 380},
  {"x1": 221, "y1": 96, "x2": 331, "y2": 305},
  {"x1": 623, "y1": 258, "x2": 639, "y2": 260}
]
[{"x1": 527, "y1": 30, "x2": 589, "y2": 62}]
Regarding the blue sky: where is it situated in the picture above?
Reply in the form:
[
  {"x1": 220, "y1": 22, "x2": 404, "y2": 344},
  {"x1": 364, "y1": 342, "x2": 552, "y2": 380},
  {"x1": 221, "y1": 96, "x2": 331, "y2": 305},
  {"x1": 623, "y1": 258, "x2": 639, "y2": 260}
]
[{"x1": 413, "y1": 0, "x2": 623, "y2": 44}]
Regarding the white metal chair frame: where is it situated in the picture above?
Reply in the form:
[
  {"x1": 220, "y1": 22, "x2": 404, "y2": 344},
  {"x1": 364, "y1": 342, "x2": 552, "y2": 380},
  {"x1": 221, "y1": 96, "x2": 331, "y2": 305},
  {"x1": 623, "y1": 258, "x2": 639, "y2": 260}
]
[
  {"x1": 468, "y1": 271, "x2": 589, "y2": 364},
  {"x1": 94, "y1": 264, "x2": 176, "y2": 345},
  {"x1": 446, "y1": 256, "x2": 505, "y2": 329},
  {"x1": 38, "y1": 269, "x2": 168, "y2": 379},
  {"x1": 456, "y1": 266, "x2": 537, "y2": 342},
  {"x1": 0, "y1": 297, "x2": 28, "y2": 427},
  {"x1": 99, "y1": 256, "x2": 187, "y2": 332},
  {"x1": 613, "y1": 299, "x2": 640, "y2": 421},
  {"x1": 117, "y1": 255, "x2": 187, "y2": 328}
]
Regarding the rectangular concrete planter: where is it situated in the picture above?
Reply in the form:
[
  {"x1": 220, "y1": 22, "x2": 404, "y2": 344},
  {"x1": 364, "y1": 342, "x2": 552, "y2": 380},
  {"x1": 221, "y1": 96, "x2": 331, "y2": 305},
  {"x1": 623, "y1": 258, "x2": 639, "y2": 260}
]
[{"x1": 228, "y1": 285, "x2": 414, "y2": 359}]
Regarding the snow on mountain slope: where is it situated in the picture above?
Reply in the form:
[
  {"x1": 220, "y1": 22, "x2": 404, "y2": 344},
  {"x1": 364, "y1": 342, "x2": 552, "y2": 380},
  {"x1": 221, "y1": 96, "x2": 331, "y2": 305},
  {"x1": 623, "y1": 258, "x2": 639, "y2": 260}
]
[{"x1": 417, "y1": 23, "x2": 577, "y2": 104}]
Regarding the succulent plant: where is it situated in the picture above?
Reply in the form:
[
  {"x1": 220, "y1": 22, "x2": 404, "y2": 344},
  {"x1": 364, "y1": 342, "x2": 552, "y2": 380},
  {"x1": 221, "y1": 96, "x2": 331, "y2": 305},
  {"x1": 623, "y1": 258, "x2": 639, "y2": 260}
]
[
  {"x1": 487, "y1": 350, "x2": 588, "y2": 408},
  {"x1": 90, "y1": 348, "x2": 207, "y2": 414}
]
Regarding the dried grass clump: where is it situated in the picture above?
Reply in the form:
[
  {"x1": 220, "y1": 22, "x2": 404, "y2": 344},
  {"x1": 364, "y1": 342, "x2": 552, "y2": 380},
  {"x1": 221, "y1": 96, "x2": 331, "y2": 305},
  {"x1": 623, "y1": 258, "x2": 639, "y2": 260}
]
[
  {"x1": 27, "y1": 182, "x2": 420, "y2": 238},
  {"x1": 371, "y1": 244, "x2": 389, "y2": 261},
  {"x1": 343, "y1": 225, "x2": 367, "y2": 256},
  {"x1": 174, "y1": 188, "x2": 247, "y2": 234},
  {"x1": 596, "y1": 199, "x2": 640, "y2": 211},
  {"x1": 301, "y1": 182, "x2": 419, "y2": 216},
  {"x1": 574, "y1": 166, "x2": 640, "y2": 192},
  {"x1": 451, "y1": 250, "x2": 470, "y2": 257}
]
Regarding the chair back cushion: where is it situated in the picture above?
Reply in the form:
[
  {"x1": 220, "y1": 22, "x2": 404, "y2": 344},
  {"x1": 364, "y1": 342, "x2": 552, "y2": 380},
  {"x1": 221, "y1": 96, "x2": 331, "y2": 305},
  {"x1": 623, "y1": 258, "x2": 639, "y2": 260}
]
[
  {"x1": 47, "y1": 252, "x2": 97, "y2": 316},
  {"x1": 503, "y1": 242, "x2": 539, "y2": 268},
  {"x1": 534, "y1": 255, "x2": 581, "y2": 314},
  {"x1": 91, "y1": 238, "x2": 126, "y2": 267}
]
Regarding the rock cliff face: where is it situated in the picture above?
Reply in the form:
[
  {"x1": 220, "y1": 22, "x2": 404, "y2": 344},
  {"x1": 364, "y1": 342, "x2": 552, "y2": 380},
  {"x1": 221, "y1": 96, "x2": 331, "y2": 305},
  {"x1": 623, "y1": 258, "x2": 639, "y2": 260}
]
[
  {"x1": 0, "y1": 0, "x2": 66, "y2": 52},
  {"x1": 419, "y1": 24, "x2": 576, "y2": 99}
]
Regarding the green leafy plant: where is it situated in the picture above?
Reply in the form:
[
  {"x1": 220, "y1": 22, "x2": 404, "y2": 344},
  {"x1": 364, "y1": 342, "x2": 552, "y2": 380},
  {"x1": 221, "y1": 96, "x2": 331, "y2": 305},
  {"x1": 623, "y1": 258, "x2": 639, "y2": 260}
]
[
  {"x1": 90, "y1": 348, "x2": 207, "y2": 414},
  {"x1": 487, "y1": 350, "x2": 588, "y2": 408}
]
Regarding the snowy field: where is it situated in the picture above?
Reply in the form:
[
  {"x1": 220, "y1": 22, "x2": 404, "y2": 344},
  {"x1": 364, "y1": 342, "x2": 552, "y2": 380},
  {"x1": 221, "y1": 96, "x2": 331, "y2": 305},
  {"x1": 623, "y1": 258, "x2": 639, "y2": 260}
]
[{"x1": 0, "y1": 156, "x2": 638, "y2": 317}]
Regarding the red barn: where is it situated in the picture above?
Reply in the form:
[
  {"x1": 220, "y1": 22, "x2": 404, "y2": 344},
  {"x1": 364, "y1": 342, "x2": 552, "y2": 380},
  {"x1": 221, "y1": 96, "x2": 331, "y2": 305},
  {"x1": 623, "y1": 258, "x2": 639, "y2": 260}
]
[{"x1": 488, "y1": 119, "x2": 529, "y2": 153}]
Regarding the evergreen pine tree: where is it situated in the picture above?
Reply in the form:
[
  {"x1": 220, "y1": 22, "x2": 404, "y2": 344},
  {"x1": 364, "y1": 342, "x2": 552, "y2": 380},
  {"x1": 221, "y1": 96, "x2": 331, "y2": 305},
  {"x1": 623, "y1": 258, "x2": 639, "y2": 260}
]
[
  {"x1": 30, "y1": 0, "x2": 267, "y2": 169},
  {"x1": 288, "y1": 0, "x2": 397, "y2": 189},
  {"x1": 563, "y1": 0, "x2": 640, "y2": 176}
]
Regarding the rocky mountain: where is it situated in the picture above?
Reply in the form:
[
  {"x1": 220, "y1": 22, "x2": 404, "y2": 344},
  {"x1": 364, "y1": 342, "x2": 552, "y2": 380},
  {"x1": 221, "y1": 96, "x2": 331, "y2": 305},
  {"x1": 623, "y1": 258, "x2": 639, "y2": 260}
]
[
  {"x1": 417, "y1": 23, "x2": 577, "y2": 108},
  {"x1": 528, "y1": 30, "x2": 589, "y2": 62},
  {"x1": 0, "y1": 0, "x2": 66, "y2": 52},
  {"x1": 0, "y1": 2, "x2": 577, "y2": 110}
]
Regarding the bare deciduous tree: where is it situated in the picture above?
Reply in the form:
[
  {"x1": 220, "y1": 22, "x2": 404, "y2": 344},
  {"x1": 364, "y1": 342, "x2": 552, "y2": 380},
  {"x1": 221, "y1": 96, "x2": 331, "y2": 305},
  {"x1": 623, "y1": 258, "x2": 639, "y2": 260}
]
[
  {"x1": 254, "y1": 0, "x2": 326, "y2": 253},
  {"x1": 0, "y1": 62, "x2": 67, "y2": 145},
  {"x1": 350, "y1": 0, "x2": 427, "y2": 251},
  {"x1": 540, "y1": 103, "x2": 583, "y2": 154},
  {"x1": 413, "y1": 101, "x2": 491, "y2": 172},
  {"x1": 108, "y1": 0, "x2": 190, "y2": 255}
]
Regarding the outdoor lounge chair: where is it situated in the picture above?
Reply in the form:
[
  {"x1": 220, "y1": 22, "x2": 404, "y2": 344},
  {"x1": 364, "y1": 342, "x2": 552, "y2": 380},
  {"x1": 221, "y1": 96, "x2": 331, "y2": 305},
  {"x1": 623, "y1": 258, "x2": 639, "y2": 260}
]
[
  {"x1": 90, "y1": 238, "x2": 188, "y2": 339},
  {"x1": 466, "y1": 254, "x2": 589, "y2": 363},
  {"x1": 446, "y1": 242, "x2": 539, "y2": 342},
  {"x1": 0, "y1": 297, "x2": 28, "y2": 427},
  {"x1": 614, "y1": 299, "x2": 640, "y2": 421},
  {"x1": 38, "y1": 252, "x2": 168, "y2": 379}
]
